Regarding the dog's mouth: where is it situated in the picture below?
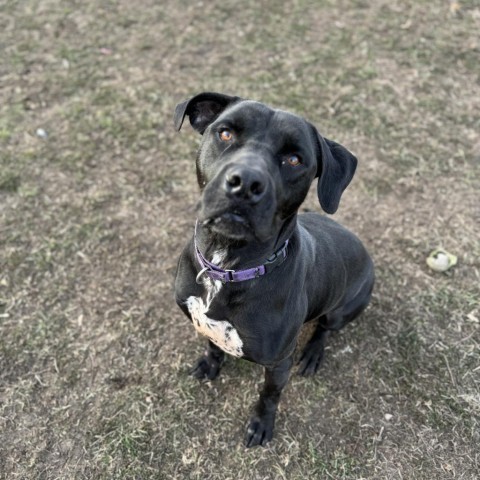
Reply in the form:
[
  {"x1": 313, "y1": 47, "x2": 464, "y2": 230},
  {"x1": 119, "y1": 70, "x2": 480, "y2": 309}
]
[
  {"x1": 201, "y1": 208, "x2": 254, "y2": 240},
  {"x1": 199, "y1": 178, "x2": 278, "y2": 242},
  {"x1": 218, "y1": 209, "x2": 249, "y2": 225}
]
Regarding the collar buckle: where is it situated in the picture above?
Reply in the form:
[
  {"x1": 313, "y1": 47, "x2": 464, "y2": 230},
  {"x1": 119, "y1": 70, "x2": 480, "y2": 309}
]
[{"x1": 222, "y1": 270, "x2": 235, "y2": 284}]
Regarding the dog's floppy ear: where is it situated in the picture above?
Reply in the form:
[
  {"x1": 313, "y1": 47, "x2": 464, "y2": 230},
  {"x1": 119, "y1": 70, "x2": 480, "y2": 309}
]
[
  {"x1": 174, "y1": 92, "x2": 241, "y2": 134},
  {"x1": 313, "y1": 129, "x2": 357, "y2": 214}
]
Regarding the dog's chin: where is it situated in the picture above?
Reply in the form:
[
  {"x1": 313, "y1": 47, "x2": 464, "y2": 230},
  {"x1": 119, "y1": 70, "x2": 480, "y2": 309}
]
[{"x1": 202, "y1": 212, "x2": 256, "y2": 241}]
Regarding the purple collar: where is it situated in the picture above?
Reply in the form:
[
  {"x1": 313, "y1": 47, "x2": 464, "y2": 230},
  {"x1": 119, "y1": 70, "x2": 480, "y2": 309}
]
[{"x1": 194, "y1": 222, "x2": 290, "y2": 284}]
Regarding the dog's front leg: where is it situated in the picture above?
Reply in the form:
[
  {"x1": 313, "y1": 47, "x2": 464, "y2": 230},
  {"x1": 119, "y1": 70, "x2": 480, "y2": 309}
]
[
  {"x1": 190, "y1": 341, "x2": 225, "y2": 380},
  {"x1": 244, "y1": 355, "x2": 293, "y2": 448}
]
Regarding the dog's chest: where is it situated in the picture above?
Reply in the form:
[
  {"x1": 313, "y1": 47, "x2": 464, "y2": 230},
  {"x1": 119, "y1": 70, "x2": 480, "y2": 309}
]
[{"x1": 185, "y1": 280, "x2": 244, "y2": 357}]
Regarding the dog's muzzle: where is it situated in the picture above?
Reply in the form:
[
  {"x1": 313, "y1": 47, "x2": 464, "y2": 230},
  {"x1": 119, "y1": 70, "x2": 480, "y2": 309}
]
[
  {"x1": 223, "y1": 165, "x2": 267, "y2": 205},
  {"x1": 199, "y1": 157, "x2": 277, "y2": 241}
]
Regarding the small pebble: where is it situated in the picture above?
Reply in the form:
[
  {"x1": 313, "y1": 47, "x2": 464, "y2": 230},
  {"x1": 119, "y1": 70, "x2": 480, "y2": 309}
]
[
  {"x1": 384, "y1": 413, "x2": 393, "y2": 421},
  {"x1": 36, "y1": 128, "x2": 48, "y2": 139}
]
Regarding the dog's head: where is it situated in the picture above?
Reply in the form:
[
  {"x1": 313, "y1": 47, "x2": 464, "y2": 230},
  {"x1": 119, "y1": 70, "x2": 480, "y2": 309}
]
[{"x1": 174, "y1": 92, "x2": 357, "y2": 242}]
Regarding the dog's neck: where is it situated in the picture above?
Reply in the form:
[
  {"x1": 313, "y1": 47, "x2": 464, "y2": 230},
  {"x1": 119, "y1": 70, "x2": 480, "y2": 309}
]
[{"x1": 195, "y1": 215, "x2": 297, "y2": 270}]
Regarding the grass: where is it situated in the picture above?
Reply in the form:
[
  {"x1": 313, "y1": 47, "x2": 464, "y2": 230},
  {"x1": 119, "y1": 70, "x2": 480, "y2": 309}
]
[{"x1": 1, "y1": 0, "x2": 480, "y2": 478}]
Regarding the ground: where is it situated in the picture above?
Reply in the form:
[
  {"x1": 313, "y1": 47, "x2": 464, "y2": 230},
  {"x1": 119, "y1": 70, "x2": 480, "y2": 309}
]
[{"x1": 1, "y1": 0, "x2": 479, "y2": 479}]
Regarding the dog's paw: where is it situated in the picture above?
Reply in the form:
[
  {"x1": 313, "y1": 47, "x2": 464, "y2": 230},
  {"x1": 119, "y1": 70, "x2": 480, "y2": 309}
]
[
  {"x1": 244, "y1": 416, "x2": 274, "y2": 448},
  {"x1": 189, "y1": 356, "x2": 222, "y2": 380},
  {"x1": 297, "y1": 344, "x2": 324, "y2": 377}
]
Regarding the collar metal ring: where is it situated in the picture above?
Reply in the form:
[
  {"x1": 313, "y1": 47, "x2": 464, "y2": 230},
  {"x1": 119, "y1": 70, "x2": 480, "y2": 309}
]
[{"x1": 195, "y1": 267, "x2": 209, "y2": 284}]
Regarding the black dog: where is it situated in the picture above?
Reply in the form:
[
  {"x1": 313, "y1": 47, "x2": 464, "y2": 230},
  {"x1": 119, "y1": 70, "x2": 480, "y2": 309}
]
[{"x1": 174, "y1": 92, "x2": 374, "y2": 448}]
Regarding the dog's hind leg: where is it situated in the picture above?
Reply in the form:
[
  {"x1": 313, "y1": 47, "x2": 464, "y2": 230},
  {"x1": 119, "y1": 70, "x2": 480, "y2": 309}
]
[
  {"x1": 297, "y1": 275, "x2": 374, "y2": 376},
  {"x1": 190, "y1": 341, "x2": 225, "y2": 380},
  {"x1": 297, "y1": 318, "x2": 329, "y2": 377},
  {"x1": 326, "y1": 273, "x2": 374, "y2": 331}
]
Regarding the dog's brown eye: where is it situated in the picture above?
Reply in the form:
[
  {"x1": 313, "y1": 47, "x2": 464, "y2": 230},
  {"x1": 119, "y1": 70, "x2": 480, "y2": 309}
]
[
  {"x1": 287, "y1": 154, "x2": 301, "y2": 166},
  {"x1": 219, "y1": 130, "x2": 233, "y2": 142}
]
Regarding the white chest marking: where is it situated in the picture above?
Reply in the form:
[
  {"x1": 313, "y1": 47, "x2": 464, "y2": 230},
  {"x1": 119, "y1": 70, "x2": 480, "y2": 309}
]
[{"x1": 186, "y1": 295, "x2": 244, "y2": 357}]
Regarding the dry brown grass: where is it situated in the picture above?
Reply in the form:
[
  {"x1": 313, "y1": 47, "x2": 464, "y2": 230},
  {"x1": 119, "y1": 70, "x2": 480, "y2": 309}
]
[{"x1": 1, "y1": 0, "x2": 479, "y2": 478}]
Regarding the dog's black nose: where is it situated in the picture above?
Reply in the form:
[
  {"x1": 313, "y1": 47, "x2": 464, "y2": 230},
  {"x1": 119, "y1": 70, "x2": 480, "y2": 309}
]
[{"x1": 224, "y1": 167, "x2": 266, "y2": 203}]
